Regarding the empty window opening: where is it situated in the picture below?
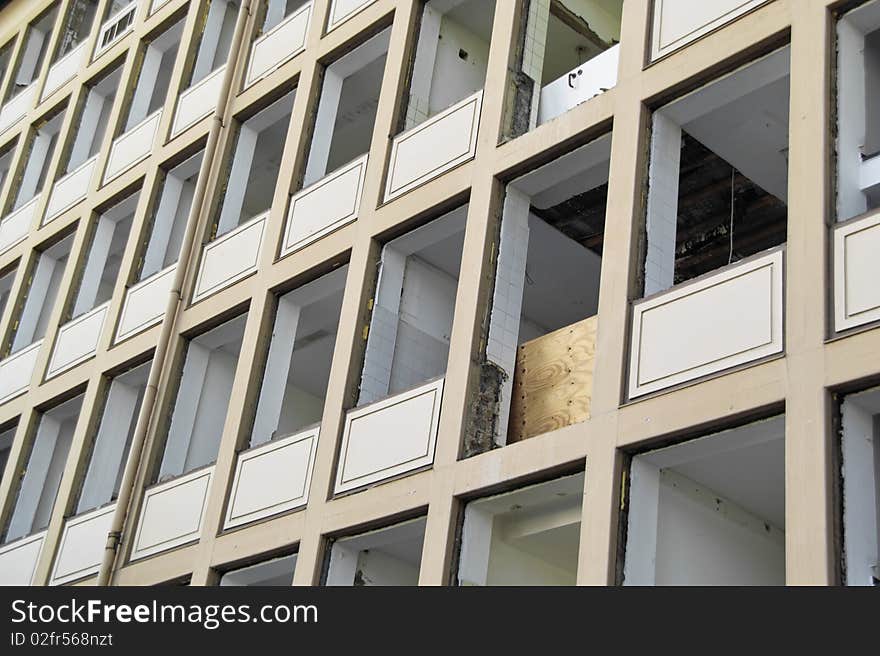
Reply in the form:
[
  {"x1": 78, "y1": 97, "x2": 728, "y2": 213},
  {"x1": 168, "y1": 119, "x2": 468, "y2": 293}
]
[
  {"x1": 357, "y1": 205, "x2": 466, "y2": 406},
  {"x1": 219, "y1": 553, "x2": 298, "y2": 585},
  {"x1": 5, "y1": 5, "x2": 59, "y2": 101},
  {"x1": 155, "y1": 313, "x2": 248, "y2": 483},
  {"x1": 0, "y1": 41, "x2": 14, "y2": 97},
  {"x1": 53, "y1": 0, "x2": 99, "y2": 61},
  {"x1": 119, "y1": 19, "x2": 184, "y2": 132},
  {"x1": 96, "y1": 1, "x2": 138, "y2": 56},
  {"x1": 0, "y1": 267, "x2": 15, "y2": 321},
  {"x1": 643, "y1": 47, "x2": 790, "y2": 296},
  {"x1": 2, "y1": 395, "x2": 83, "y2": 544},
  {"x1": 186, "y1": 0, "x2": 238, "y2": 88},
  {"x1": 137, "y1": 151, "x2": 204, "y2": 281},
  {"x1": 213, "y1": 90, "x2": 296, "y2": 237},
  {"x1": 249, "y1": 266, "x2": 347, "y2": 447},
  {"x1": 623, "y1": 416, "x2": 786, "y2": 586},
  {"x1": 10, "y1": 108, "x2": 66, "y2": 211},
  {"x1": 840, "y1": 387, "x2": 880, "y2": 586},
  {"x1": 0, "y1": 142, "x2": 16, "y2": 202},
  {"x1": 837, "y1": 3, "x2": 880, "y2": 221},
  {"x1": 255, "y1": 0, "x2": 310, "y2": 35},
  {"x1": 472, "y1": 136, "x2": 608, "y2": 453},
  {"x1": 402, "y1": 0, "x2": 496, "y2": 130},
  {"x1": 74, "y1": 361, "x2": 150, "y2": 515},
  {"x1": 302, "y1": 28, "x2": 389, "y2": 187},
  {"x1": 69, "y1": 193, "x2": 138, "y2": 318},
  {"x1": 325, "y1": 517, "x2": 426, "y2": 586},
  {"x1": 0, "y1": 425, "x2": 15, "y2": 487},
  {"x1": 458, "y1": 472, "x2": 584, "y2": 585},
  {"x1": 62, "y1": 67, "x2": 121, "y2": 174},
  {"x1": 508, "y1": 0, "x2": 622, "y2": 136},
  {"x1": 7, "y1": 233, "x2": 74, "y2": 355}
]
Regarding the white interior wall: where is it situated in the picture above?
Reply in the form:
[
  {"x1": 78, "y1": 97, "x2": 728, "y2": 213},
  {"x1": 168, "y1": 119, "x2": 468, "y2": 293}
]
[
  {"x1": 251, "y1": 266, "x2": 347, "y2": 445},
  {"x1": 77, "y1": 362, "x2": 149, "y2": 513},
  {"x1": 216, "y1": 90, "x2": 295, "y2": 235},
  {"x1": 427, "y1": 3, "x2": 491, "y2": 118},
  {"x1": 841, "y1": 390, "x2": 880, "y2": 586},
  {"x1": 653, "y1": 469, "x2": 785, "y2": 585},
  {"x1": 458, "y1": 473, "x2": 584, "y2": 586},
  {"x1": 303, "y1": 29, "x2": 389, "y2": 186},
  {"x1": 358, "y1": 208, "x2": 465, "y2": 405},
  {"x1": 325, "y1": 517, "x2": 426, "y2": 586},
  {"x1": 0, "y1": 268, "x2": 15, "y2": 320},
  {"x1": 837, "y1": 7, "x2": 880, "y2": 220},
  {"x1": 15, "y1": 112, "x2": 65, "y2": 209},
  {"x1": 14, "y1": 14, "x2": 53, "y2": 89},
  {"x1": 73, "y1": 194, "x2": 136, "y2": 316},
  {"x1": 5, "y1": 396, "x2": 81, "y2": 543},
  {"x1": 388, "y1": 256, "x2": 457, "y2": 394},
  {"x1": 158, "y1": 316, "x2": 246, "y2": 481},
  {"x1": 126, "y1": 22, "x2": 183, "y2": 131},
  {"x1": 191, "y1": 0, "x2": 237, "y2": 85},
  {"x1": 405, "y1": 0, "x2": 493, "y2": 130},
  {"x1": 13, "y1": 235, "x2": 73, "y2": 353},
  {"x1": 141, "y1": 152, "x2": 202, "y2": 279},
  {"x1": 68, "y1": 70, "x2": 120, "y2": 171},
  {"x1": 624, "y1": 418, "x2": 786, "y2": 586}
]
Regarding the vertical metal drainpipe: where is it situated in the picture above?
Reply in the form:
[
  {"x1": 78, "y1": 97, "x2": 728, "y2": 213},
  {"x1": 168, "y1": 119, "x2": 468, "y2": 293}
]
[{"x1": 96, "y1": 0, "x2": 255, "y2": 586}]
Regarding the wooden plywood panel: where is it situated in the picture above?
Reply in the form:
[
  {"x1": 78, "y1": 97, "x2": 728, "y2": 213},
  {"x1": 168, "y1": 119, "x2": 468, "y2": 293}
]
[{"x1": 508, "y1": 316, "x2": 597, "y2": 443}]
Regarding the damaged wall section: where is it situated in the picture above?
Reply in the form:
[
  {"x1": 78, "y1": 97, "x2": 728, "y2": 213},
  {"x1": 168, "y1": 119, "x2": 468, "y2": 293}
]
[{"x1": 467, "y1": 134, "x2": 609, "y2": 454}]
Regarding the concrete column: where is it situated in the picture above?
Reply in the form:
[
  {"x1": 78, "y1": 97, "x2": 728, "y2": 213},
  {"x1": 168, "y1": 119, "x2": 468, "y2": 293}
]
[
  {"x1": 576, "y1": 0, "x2": 652, "y2": 585},
  {"x1": 784, "y1": 0, "x2": 836, "y2": 585}
]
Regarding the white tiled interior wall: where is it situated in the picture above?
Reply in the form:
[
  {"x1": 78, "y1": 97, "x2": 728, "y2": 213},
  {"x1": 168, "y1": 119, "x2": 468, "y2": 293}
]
[
  {"x1": 359, "y1": 242, "x2": 459, "y2": 404},
  {"x1": 644, "y1": 112, "x2": 681, "y2": 296},
  {"x1": 486, "y1": 187, "x2": 530, "y2": 445}
]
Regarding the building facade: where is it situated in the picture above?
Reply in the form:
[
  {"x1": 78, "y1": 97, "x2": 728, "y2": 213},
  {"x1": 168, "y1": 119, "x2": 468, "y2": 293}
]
[{"x1": 0, "y1": 0, "x2": 876, "y2": 587}]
